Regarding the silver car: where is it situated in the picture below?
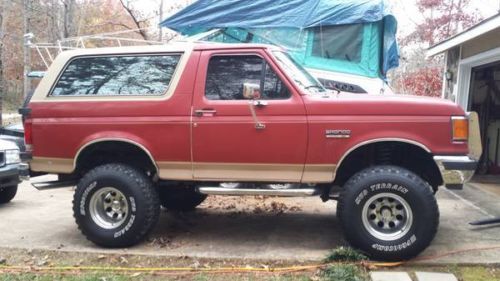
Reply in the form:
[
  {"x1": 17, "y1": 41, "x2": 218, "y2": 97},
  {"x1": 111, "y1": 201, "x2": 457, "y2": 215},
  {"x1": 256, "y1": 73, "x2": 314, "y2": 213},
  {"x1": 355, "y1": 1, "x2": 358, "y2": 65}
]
[{"x1": 0, "y1": 139, "x2": 21, "y2": 203}]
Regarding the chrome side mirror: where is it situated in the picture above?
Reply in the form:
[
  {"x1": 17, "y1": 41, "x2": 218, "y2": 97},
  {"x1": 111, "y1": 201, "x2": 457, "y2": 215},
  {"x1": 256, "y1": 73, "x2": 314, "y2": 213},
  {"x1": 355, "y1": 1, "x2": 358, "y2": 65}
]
[{"x1": 243, "y1": 83, "x2": 261, "y2": 100}]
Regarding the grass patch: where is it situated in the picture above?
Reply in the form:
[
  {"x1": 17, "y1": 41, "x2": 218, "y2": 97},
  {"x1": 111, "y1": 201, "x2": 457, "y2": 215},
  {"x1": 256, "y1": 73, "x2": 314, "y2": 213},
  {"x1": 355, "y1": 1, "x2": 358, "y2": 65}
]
[
  {"x1": 0, "y1": 272, "x2": 317, "y2": 281},
  {"x1": 324, "y1": 247, "x2": 367, "y2": 263},
  {"x1": 320, "y1": 264, "x2": 367, "y2": 281},
  {"x1": 459, "y1": 266, "x2": 500, "y2": 281},
  {"x1": 0, "y1": 273, "x2": 133, "y2": 281}
]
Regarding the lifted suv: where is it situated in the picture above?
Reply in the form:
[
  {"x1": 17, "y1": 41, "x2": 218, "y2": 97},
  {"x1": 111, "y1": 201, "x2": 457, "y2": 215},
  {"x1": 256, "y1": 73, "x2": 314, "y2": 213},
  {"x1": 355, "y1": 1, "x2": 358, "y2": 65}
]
[{"x1": 23, "y1": 42, "x2": 481, "y2": 261}]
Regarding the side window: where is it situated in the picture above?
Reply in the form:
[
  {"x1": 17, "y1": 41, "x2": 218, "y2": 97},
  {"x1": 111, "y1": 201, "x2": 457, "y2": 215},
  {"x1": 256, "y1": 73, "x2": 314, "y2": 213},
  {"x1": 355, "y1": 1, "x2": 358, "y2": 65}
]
[
  {"x1": 51, "y1": 54, "x2": 181, "y2": 96},
  {"x1": 205, "y1": 55, "x2": 290, "y2": 100},
  {"x1": 263, "y1": 63, "x2": 290, "y2": 99},
  {"x1": 311, "y1": 24, "x2": 363, "y2": 63}
]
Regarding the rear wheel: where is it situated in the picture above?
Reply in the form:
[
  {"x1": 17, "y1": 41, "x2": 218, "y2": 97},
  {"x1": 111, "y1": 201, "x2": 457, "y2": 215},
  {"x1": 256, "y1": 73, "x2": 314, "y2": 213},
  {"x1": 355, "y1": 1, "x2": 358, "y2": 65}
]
[
  {"x1": 158, "y1": 184, "x2": 207, "y2": 212},
  {"x1": 73, "y1": 163, "x2": 160, "y2": 247},
  {"x1": 337, "y1": 165, "x2": 439, "y2": 261},
  {"x1": 0, "y1": 185, "x2": 18, "y2": 204}
]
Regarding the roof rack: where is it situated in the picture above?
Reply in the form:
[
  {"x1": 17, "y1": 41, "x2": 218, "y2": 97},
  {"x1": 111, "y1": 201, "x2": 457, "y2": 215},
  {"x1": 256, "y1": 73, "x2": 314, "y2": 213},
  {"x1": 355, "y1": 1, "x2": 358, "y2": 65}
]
[{"x1": 26, "y1": 28, "x2": 167, "y2": 70}]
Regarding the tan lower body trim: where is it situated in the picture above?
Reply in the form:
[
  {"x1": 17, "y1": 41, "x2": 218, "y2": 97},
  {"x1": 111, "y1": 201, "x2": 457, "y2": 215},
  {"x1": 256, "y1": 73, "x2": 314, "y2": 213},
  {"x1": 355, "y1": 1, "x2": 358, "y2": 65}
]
[
  {"x1": 30, "y1": 157, "x2": 74, "y2": 173},
  {"x1": 192, "y1": 163, "x2": 336, "y2": 183},
  {"x1": 29, "y1": 157, "x2": 337, "y2": 184},
  {"x1": 302, "y1": 164, "x2": 336, "y2": 183},
  {"x1": 158, "y1": 162, "x2": 192, "y2": 180},
  {"x1": 193, "y1": 163, "x2": 302, "y2": 183}
]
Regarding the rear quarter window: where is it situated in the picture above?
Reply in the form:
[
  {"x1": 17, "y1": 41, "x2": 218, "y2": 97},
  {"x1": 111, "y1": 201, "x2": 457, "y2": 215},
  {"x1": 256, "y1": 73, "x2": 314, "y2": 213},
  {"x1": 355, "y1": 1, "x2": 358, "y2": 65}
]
[{"x1": 51, "y1": 54, "x2": 181, "y2": 97}]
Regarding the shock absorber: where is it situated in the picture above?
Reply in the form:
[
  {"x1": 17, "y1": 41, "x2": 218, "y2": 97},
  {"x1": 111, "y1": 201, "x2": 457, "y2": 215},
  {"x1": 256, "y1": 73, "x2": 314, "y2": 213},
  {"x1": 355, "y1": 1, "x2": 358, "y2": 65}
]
[{"x1": 376, "y1": 144, "x2": 393, "y2": 165}]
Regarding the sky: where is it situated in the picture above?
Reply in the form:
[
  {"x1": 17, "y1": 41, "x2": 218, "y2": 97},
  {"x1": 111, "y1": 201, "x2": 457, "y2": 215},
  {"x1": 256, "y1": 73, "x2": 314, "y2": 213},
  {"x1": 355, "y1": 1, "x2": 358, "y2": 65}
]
[{"x1": 138, "y1": 0, "x2": 500, "y2": 38}]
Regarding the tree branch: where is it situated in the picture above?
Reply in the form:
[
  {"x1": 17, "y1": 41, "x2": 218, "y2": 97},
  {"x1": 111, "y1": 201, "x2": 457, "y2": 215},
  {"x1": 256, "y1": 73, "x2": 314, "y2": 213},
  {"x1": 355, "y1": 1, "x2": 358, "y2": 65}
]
[
  {"x1": 84, "y1": 21, "x2": 134, "y2": 30},
  {"x1": 118, "y1": 0, "x2": 148, "y2": 40}
]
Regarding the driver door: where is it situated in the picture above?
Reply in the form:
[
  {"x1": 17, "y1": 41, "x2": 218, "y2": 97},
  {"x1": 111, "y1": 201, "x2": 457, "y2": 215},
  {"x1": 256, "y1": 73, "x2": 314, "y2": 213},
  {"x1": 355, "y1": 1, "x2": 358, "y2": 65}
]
[{"x1": 191, "y1": 49, "x2": 308, "y2": 182}]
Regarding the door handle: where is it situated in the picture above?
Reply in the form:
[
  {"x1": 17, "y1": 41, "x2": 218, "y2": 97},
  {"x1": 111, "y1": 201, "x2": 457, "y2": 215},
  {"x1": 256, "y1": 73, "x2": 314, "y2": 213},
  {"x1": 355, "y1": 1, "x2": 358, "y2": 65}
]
[
  {"x1": 194, "y1": 109, "x2": 217, "y2": 117},
  {"x1": 248, "y1": 101, "x2": 265, "y2": 130},
  {"x1": 253, "y1": 100, "x2": 268, "y2": 107}
]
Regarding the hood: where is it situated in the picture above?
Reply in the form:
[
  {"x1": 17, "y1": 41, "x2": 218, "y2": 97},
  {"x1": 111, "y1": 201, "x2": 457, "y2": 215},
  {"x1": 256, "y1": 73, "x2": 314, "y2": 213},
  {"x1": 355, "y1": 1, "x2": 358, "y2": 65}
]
[{"x1": 303, "y1": 93, "x2": 465, "y2": 116}]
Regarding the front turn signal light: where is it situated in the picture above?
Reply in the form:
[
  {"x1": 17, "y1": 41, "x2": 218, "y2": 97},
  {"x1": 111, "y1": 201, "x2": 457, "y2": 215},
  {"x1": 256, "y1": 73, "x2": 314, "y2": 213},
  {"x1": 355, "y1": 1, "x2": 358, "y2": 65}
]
[{"x1": 452, "y1": 116, "x2": 469, "y2": 142}]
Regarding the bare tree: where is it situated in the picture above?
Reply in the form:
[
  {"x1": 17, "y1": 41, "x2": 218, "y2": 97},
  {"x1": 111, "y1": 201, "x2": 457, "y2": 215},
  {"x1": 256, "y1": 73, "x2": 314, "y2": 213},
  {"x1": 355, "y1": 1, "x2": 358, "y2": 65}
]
[{"x1": 118, "y1": 0, "x2": 149, "y2": 40}]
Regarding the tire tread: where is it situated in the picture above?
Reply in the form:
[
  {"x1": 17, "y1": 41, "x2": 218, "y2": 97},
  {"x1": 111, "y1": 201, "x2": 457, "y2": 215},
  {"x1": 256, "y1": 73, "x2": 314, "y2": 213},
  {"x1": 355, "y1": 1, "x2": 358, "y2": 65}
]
[
  {"x1": 72, "y1": 163, "x2": 160, "y2": 247},
  {"x1": 0, "y1": 185, "x2": 18, "y2": 204},
  {"x1": 337, "y1": 165, "x2": 439, "y2": 261}
]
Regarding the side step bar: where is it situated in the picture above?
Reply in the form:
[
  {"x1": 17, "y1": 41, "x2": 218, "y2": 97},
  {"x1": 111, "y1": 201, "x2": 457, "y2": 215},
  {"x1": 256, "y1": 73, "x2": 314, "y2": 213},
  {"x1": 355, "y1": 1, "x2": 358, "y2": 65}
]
[
  {"x1": 197, "y1": 187, "x2": 320, "y2": 197},
  {"x1": 32, "y1": 180, "x2": 77, "y2": 190}
]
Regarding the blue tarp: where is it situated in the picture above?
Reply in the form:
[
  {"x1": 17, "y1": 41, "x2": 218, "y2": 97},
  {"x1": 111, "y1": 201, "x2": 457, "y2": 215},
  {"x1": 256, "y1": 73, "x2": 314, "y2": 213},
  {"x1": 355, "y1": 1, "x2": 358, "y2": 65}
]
[{"x1": 161, "y1": 0, "x2": 399, "y2": 77}]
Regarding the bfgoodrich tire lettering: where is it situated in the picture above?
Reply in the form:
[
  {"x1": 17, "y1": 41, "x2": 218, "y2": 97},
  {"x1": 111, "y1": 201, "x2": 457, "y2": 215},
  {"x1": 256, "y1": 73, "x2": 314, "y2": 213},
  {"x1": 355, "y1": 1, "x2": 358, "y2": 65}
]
[
  {"x1": 337, "y1": 165, "x2": 439, "y2": 261},
  {"x1": 73, "y1": 163, "x2": 160, "y2": 247}
]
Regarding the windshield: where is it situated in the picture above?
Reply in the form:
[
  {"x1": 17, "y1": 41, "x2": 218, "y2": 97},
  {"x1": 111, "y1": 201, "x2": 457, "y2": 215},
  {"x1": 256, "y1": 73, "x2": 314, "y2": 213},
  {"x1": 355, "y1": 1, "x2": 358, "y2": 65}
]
[{"x1": 272, "y1": 51, "x2": 326, "y2": 93}]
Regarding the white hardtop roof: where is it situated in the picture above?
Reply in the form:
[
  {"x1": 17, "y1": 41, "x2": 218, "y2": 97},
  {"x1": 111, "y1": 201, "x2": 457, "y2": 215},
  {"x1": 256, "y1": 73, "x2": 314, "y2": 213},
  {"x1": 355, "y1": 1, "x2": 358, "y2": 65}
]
[
  {"x1": 56, "y1": 40, "x2": 280, "y2": 58},
  {"x1": 428, "y1": 13, "x2": 500, "y2": 57},
  {"x1": 58, "y1": 42, "x2": 195, "y2": 57}
]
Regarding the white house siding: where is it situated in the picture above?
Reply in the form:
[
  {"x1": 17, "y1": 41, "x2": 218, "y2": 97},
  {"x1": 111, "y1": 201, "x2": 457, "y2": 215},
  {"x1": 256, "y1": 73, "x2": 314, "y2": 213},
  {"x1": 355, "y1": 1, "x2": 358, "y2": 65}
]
[{"x1": 461, "y1": 27, "x2": 500, "y2": 59}]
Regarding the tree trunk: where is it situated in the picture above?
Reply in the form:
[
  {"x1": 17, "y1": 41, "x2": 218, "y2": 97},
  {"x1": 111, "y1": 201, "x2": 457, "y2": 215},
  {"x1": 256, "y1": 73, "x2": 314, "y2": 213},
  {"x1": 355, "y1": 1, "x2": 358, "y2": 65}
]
[
  {"x1": 0, "y1": 0, "x2": 4, "y2": 125},
  {"x1": 63, "y1": 0, "x2": 76, "y2": 38},
  {"x1": 23, "y1": 0, "x2": 32, "y2": 100},
  {"x1": 158, "y1": 0, "x2": 164, "y2": 41}
]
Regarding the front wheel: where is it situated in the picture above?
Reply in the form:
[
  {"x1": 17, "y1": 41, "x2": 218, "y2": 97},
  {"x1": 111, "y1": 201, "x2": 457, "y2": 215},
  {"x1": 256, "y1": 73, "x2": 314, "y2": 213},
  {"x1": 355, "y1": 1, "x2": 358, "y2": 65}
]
[
  {"x1": 0, "y1": 185, "x2": 18, "y2": 204},
  {"x1": 337, "y1": 165, "x2": 439, "y2": 261},
  {"x1": 73, "y1": 163, "x2": 160, "y2": 248}
]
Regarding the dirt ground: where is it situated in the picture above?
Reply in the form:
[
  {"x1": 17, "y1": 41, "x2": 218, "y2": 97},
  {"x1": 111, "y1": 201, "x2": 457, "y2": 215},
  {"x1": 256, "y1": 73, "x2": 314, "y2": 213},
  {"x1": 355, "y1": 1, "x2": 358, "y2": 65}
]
[{"x1": 1, "y1": 176, "x2": 500, "y2": 264}]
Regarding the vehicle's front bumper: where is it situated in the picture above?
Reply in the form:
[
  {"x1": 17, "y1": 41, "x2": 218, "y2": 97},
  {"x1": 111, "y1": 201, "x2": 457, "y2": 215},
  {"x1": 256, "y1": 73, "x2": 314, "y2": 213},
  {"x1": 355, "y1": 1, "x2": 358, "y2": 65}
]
[
  {"x1": 0, "y1": 163, "x2": 21, "y2": 188},
  {"x1": 434, "y1": 156, "x2": 478, "y2": 190},
  {"x1": 18, "y1": 163, "x2": 30, "y2": 181}
]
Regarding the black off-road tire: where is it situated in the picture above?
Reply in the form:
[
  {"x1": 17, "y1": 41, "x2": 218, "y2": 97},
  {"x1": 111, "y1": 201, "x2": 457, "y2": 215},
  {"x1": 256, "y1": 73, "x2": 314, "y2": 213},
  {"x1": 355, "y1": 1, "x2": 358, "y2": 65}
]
[
  {"x1": 0, "y1": 185, "x2": 18, "y2": 204},
  {"x1": 158, "y1": 184, "x2": 207, "y2": 212},
  {"x1": 73, "y1": 163, "x2": 160, "y2": 248},
  {"x1": 337, "y1": 165, "x2": 439, "y2": 261}
]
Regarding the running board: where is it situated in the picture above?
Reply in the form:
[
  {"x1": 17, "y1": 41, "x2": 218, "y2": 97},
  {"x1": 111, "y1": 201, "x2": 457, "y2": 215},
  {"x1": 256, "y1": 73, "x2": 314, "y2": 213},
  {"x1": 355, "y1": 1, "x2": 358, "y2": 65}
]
[
  {"x1": 32, "y1": 180, "x2": 77, "y2": 190},
  {"x1": 197, "y1": 187, "x2": 320, "y2": 197}
]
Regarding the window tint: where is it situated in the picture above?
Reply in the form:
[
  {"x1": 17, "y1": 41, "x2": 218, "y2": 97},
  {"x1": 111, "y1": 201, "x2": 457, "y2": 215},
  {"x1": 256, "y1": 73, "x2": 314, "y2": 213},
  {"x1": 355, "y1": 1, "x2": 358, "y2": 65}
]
[
  {"x1": 311, "y1": 24, "x2": 363, "y2": 63},
  {"x1": 51, "y1": 55, "x2": 181, "y2": 96},
  {"x1": 205, "y1": 55, "x2": 290, "y2": 100}
]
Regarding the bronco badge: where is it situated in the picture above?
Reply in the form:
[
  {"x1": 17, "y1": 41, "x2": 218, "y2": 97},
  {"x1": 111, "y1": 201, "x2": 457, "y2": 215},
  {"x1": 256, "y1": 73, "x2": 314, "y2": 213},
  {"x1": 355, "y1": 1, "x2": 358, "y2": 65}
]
[{"x1": 326, "y1": 129, "x2": 351, "y2": 139}]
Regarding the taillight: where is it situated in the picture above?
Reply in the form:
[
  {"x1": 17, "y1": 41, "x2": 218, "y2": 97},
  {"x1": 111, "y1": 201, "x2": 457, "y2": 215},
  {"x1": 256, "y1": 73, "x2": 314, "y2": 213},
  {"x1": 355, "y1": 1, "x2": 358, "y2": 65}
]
[
  {"x1": 451, "y1": 116, "x2": 469, "y2": 142},
  {"x1": 23, "y1": 119, "x2": 33, "y2": 149}
]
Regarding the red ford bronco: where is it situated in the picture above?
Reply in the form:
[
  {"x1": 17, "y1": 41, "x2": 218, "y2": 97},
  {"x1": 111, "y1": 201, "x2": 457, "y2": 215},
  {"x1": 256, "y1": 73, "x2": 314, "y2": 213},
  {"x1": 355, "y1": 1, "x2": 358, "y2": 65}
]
[{"x1": 22, "y1": 42, "x2": 481, "y2": 261}]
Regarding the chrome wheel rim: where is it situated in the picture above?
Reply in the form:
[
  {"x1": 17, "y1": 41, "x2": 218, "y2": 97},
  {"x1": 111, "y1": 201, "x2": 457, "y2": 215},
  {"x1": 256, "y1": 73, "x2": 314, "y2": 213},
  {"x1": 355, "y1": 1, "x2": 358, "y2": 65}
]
[
  {"x1": 89, "y1": 187, "x2": 129, "y2": 229},
  {"x1": 361, "y1": 192, "x2": 413, "y2": 241}
]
